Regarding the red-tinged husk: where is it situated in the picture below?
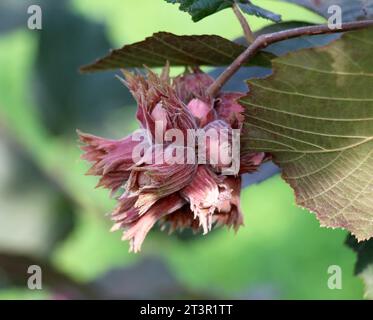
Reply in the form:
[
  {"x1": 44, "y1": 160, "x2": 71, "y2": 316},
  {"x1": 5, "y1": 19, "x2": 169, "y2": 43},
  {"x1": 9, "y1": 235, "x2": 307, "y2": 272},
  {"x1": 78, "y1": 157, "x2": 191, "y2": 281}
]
[{"x1": 78, "y1": 67, "x2": 265, "y2": 252}]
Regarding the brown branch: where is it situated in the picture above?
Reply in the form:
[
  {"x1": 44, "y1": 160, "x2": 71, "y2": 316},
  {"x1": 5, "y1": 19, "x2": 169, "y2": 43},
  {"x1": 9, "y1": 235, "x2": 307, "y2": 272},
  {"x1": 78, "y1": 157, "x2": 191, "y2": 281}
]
[
  {"x1": 207, "y1": 20, "x2": 373, "y2": 98},
  {"x1": 232, "y1": 3, "x2": 255, "y2": 44}
]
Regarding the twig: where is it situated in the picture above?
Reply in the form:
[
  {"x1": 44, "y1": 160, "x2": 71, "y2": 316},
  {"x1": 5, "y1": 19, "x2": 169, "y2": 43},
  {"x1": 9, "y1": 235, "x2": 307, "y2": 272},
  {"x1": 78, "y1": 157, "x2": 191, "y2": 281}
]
[
  {"x1": 207, "y1": 20, "x2": 373, "y2": 98},
  {"x1": 232, "y1": 3, "x2": 255, "y2": 44}
]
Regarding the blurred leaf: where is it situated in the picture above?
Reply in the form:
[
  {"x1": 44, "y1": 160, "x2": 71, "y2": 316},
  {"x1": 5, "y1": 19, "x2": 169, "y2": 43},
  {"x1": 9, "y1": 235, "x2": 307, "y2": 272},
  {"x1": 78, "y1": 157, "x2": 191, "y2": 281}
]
[
  {"x1": 346, "y1": 235, "x2": 373, "y2": 299},
  {"x1": 34, "y1": 0, "x2": 133, "y2": 135},
  {"x1": 346, "y1": 236, "x2": 373, "y2": 275},
  {"x1": 0, "y1": 30, "x2": 114, "y2": 215},
  {"x1": 0, "y1": 0, "x2": 30, "y2": 34},
  {"x1": 52, "y1": 211, "x2": 137, "y2": 281},
  {"x1": 0, "y1": 252, "x2": 96, "y2": 299},
  {"x1": 165, "y1": 0, "x2": 281, "y2": 22},
  {"x1": 282, "y1": 0, "x2": 373, "y2": 21},
  {"x1": 0, "y1": 135, "x2": 77, "y2": 256},
  {"x1": 241, "y1": 28, "x2": 373, "y2": 241},
  {"x1": 80, "y1": 32, "x2": 273, "y2": 72},
  {"x1": 92, "y1": 256, "x2": 212, "y2": 299},
  {"x1": 0, "y1": 288, "x2": 49, "y2": 300}
]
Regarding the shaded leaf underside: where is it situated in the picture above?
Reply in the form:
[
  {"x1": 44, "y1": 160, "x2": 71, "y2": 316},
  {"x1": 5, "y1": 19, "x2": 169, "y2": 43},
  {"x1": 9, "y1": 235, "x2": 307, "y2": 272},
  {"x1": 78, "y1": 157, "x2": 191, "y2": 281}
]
[
  {"x1": 346, "y1": 235, "x2": 373, "y2": 299},
  {"x1": 283, "y1": 0, "x2": 373, "y2": 21},
  {"x1": 241, "y1": 28, "x2": 373, "y2": 241},
  {"x1": 80, "y1": 32, "x2": 272, "y2": 72}
]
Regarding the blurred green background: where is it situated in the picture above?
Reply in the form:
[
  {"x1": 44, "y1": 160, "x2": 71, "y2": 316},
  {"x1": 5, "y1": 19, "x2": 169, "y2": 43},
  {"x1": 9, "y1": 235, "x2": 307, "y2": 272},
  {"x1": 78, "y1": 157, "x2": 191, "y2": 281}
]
[{"x1": 0, "y1": 0, "x2": 364, "y2": 299}]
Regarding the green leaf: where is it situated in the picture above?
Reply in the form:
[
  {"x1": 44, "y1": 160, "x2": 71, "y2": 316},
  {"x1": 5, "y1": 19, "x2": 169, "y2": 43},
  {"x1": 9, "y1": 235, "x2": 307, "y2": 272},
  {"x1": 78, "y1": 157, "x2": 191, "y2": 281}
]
[
  {"x1": 165, "y1": 0, "x2": 232, "y2": 22},
  {"x1": 346, "y1": 235, "x2": 373, "y2": 299},
  {"x1": 282, "y1": 0, "x2": 373, "y2": 21},
  {"x1": 165, "y1": 0, "x2": 281, "y2": 22},
  {"x1": 241, "y1": 28, "x2": 373, "y2": 241},
  {"x1": 238, "y1": 2, "x2": 281, "y2": 22},
  {"x1": 80, "y1": 32, "x2": 272, "y2": 72}
]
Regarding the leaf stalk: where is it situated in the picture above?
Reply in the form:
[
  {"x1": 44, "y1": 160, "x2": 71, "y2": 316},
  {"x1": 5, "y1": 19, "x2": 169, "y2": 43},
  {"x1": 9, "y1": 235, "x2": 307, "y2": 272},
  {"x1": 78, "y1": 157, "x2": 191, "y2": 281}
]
[{"x1": 232, "y1": 2, "x2": 255, "y2": 44}]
